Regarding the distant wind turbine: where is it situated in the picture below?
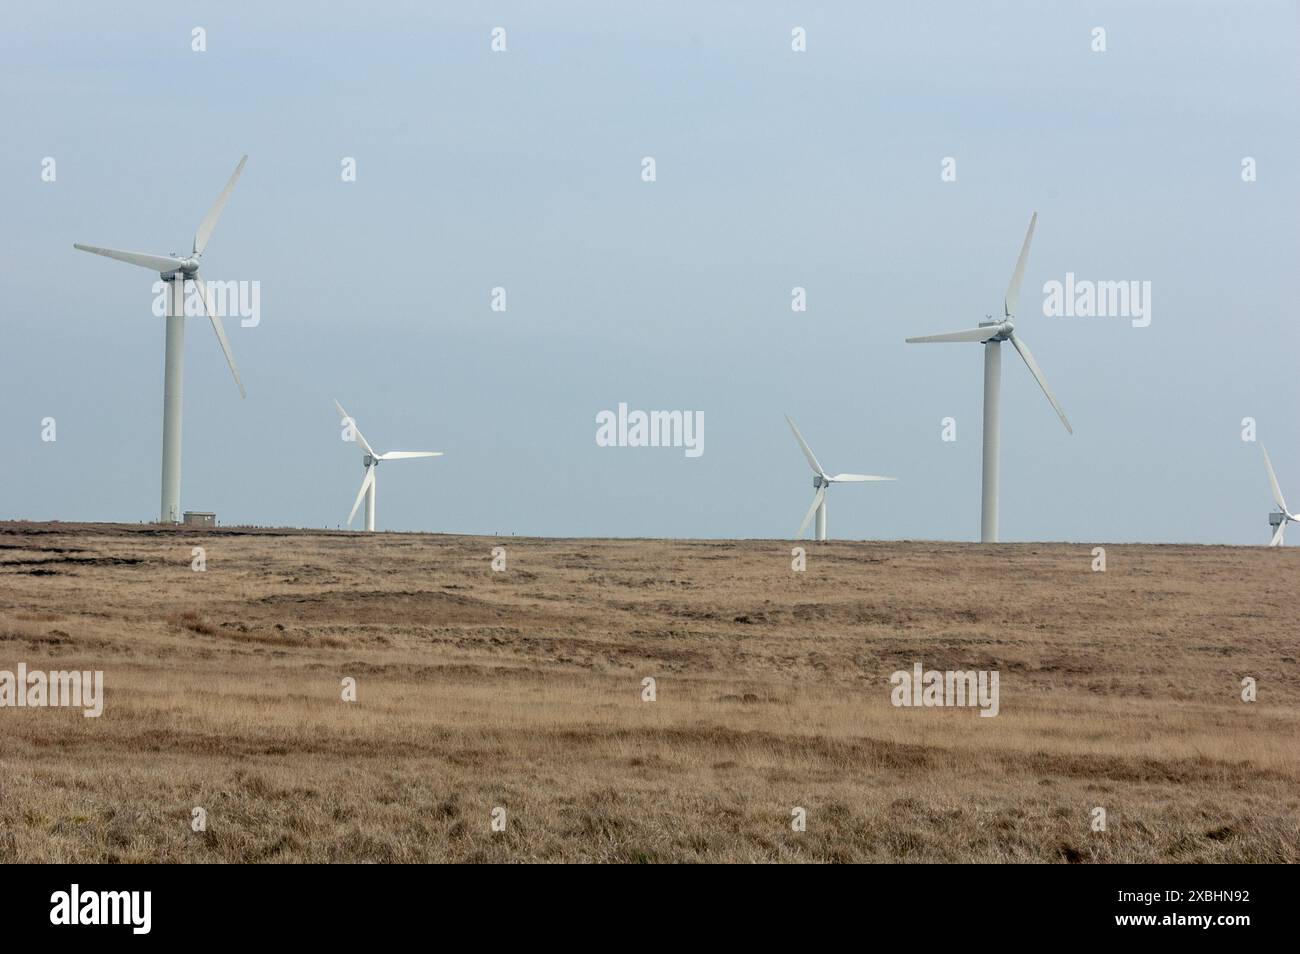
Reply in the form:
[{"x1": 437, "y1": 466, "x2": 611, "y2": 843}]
[
  {"x1": 785, "y1": 415, "x2": 895, "y2": 541},
  {"x1": 334, "y1": 400, "x2": 442, "y2": 532},
  {"x1": 1261, "y1": 445, "x2": 1297, "y2": 546},
  {"x1": 905, "y1": 212, "x2": 1072, "y2": 542}
]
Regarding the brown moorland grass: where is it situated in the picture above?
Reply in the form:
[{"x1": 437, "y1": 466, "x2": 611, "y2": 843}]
[{"x1": 0, "y1": 521, "x2": 1296, "y2": 863}]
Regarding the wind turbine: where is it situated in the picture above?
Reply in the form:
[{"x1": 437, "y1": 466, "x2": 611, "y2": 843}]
[
  {"x1": 334, "y1": 400, "x2": 443, "y2": 532},
  {"x1": 905, "y1": 212, "x2": 1072, "y2": 543},
  {"x1": 785, "y1": 414, "x2": 895, "y2": 541},
  {"x1": 1260, "y1": 445, "x2": 1298, "y2": 546},
  {"x1": 74, "y1": 156, "x2": 249, "y2": 524}
]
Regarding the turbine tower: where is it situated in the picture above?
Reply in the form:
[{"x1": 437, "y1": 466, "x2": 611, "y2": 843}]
[
  {"x1": 334, "y1": 400, "x2": 443, "y2": 532},
  {"x1": 905, "y1": 212, "x2": 1072, "y2": 543},
  {"x1": 1261, "y1": 445, "x2": 1297, "y2": 546},
  {"x1": 785, "y1": 414, "x2": 895, "y2": 541},
  {"x1": 74, "y1": 156, "x2": 249, "y2": 523}
]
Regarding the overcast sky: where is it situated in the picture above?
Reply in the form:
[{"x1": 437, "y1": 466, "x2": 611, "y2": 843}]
[{"x1": 2, "y1": 1, "x2": 1297, "y2": 542}]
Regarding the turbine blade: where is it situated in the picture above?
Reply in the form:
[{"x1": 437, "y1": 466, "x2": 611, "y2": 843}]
[
  {"x1": 1009, "y1": 333, "x2": 1073, "y2": 434},
  {"x1": 192, "y1": 275, "x2": 245, "y2": 398},
  {"x1": 377, "y1": 451, "x2": 443, "y2": 460},
  {"x1": 1261, "y1": 445, "x2": 1289, "y2": 514},
  {"x1": 797, "y1": 486, "x2": 826, "y2": 537},
  {"x1": 905, "y1": 327, "x2": 998, "y2": 344},
  {"x1": 347, "y1": 465, "x2": 375, "y2": 525},
  {"x1": 1269, "y1": 521, "x2": 1285, "y2": 547},
  {"x1": 333, "y1": 399, "x2": 376, "y2": 457},
  {"x1": 194, "y1": 155, "x2": 248, "y2": 255},
  {"x1": 1004, "y1": 211, "x2": 1037, "y2": 318},
  {"x1": 73, "y1": 244, "x2": 185, "y2": 273},
  {"x1": 828, "y1": 474, "x2": 896, "y2": 482},
  {"x1": 784, "y1": 414, "x2": 825, "y2": 476}
]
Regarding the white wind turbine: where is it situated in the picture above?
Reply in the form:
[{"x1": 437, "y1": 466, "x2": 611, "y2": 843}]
[
  {"x1": 74, "y1": 156, "x2": 249, "y2": 523},
  {"x1": 905, "y1": 212, "x2": 1072, "y2": 543},
  {"x1": 1260, "y1": 445, "x2": 1298, "y2": 546},
  {"x1": 334, "y1": 400, "x2": 443, "y2": 532},
  {"x1": 786, "y1": 414, "x2": 895, "y2": 541}
]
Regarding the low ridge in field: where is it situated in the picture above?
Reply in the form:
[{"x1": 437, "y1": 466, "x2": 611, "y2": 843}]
[{"x1": 0, "y1": 522, "x2": 1296, "y2": 863}]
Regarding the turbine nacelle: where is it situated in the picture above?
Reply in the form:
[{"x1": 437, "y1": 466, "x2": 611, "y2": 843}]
[
  {"x1": 159, "y1": 258, "x2": 201, "y2": 279},
  {"x1": 979, "y1": 319, "x2": 1014, "y2": 340}
]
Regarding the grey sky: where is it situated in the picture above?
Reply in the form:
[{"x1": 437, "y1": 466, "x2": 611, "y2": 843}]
[{"x1": 3, "y1": 1, "x2": 1297, "y2": 542}]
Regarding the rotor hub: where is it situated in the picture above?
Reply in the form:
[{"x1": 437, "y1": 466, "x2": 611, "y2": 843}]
[{"x1": 980, "y1": 318, "x2": 1014, "y2": 340}]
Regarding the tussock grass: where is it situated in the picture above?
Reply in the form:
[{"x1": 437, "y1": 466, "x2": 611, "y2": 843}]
[{"x1": 0, "y1": 522, "x2": 1296, "y2": 862}]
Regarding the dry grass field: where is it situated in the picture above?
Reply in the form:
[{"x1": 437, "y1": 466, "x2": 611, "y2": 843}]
[{"x1": 0, "y1": 521, "x2": 1296, "y2": 863}]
